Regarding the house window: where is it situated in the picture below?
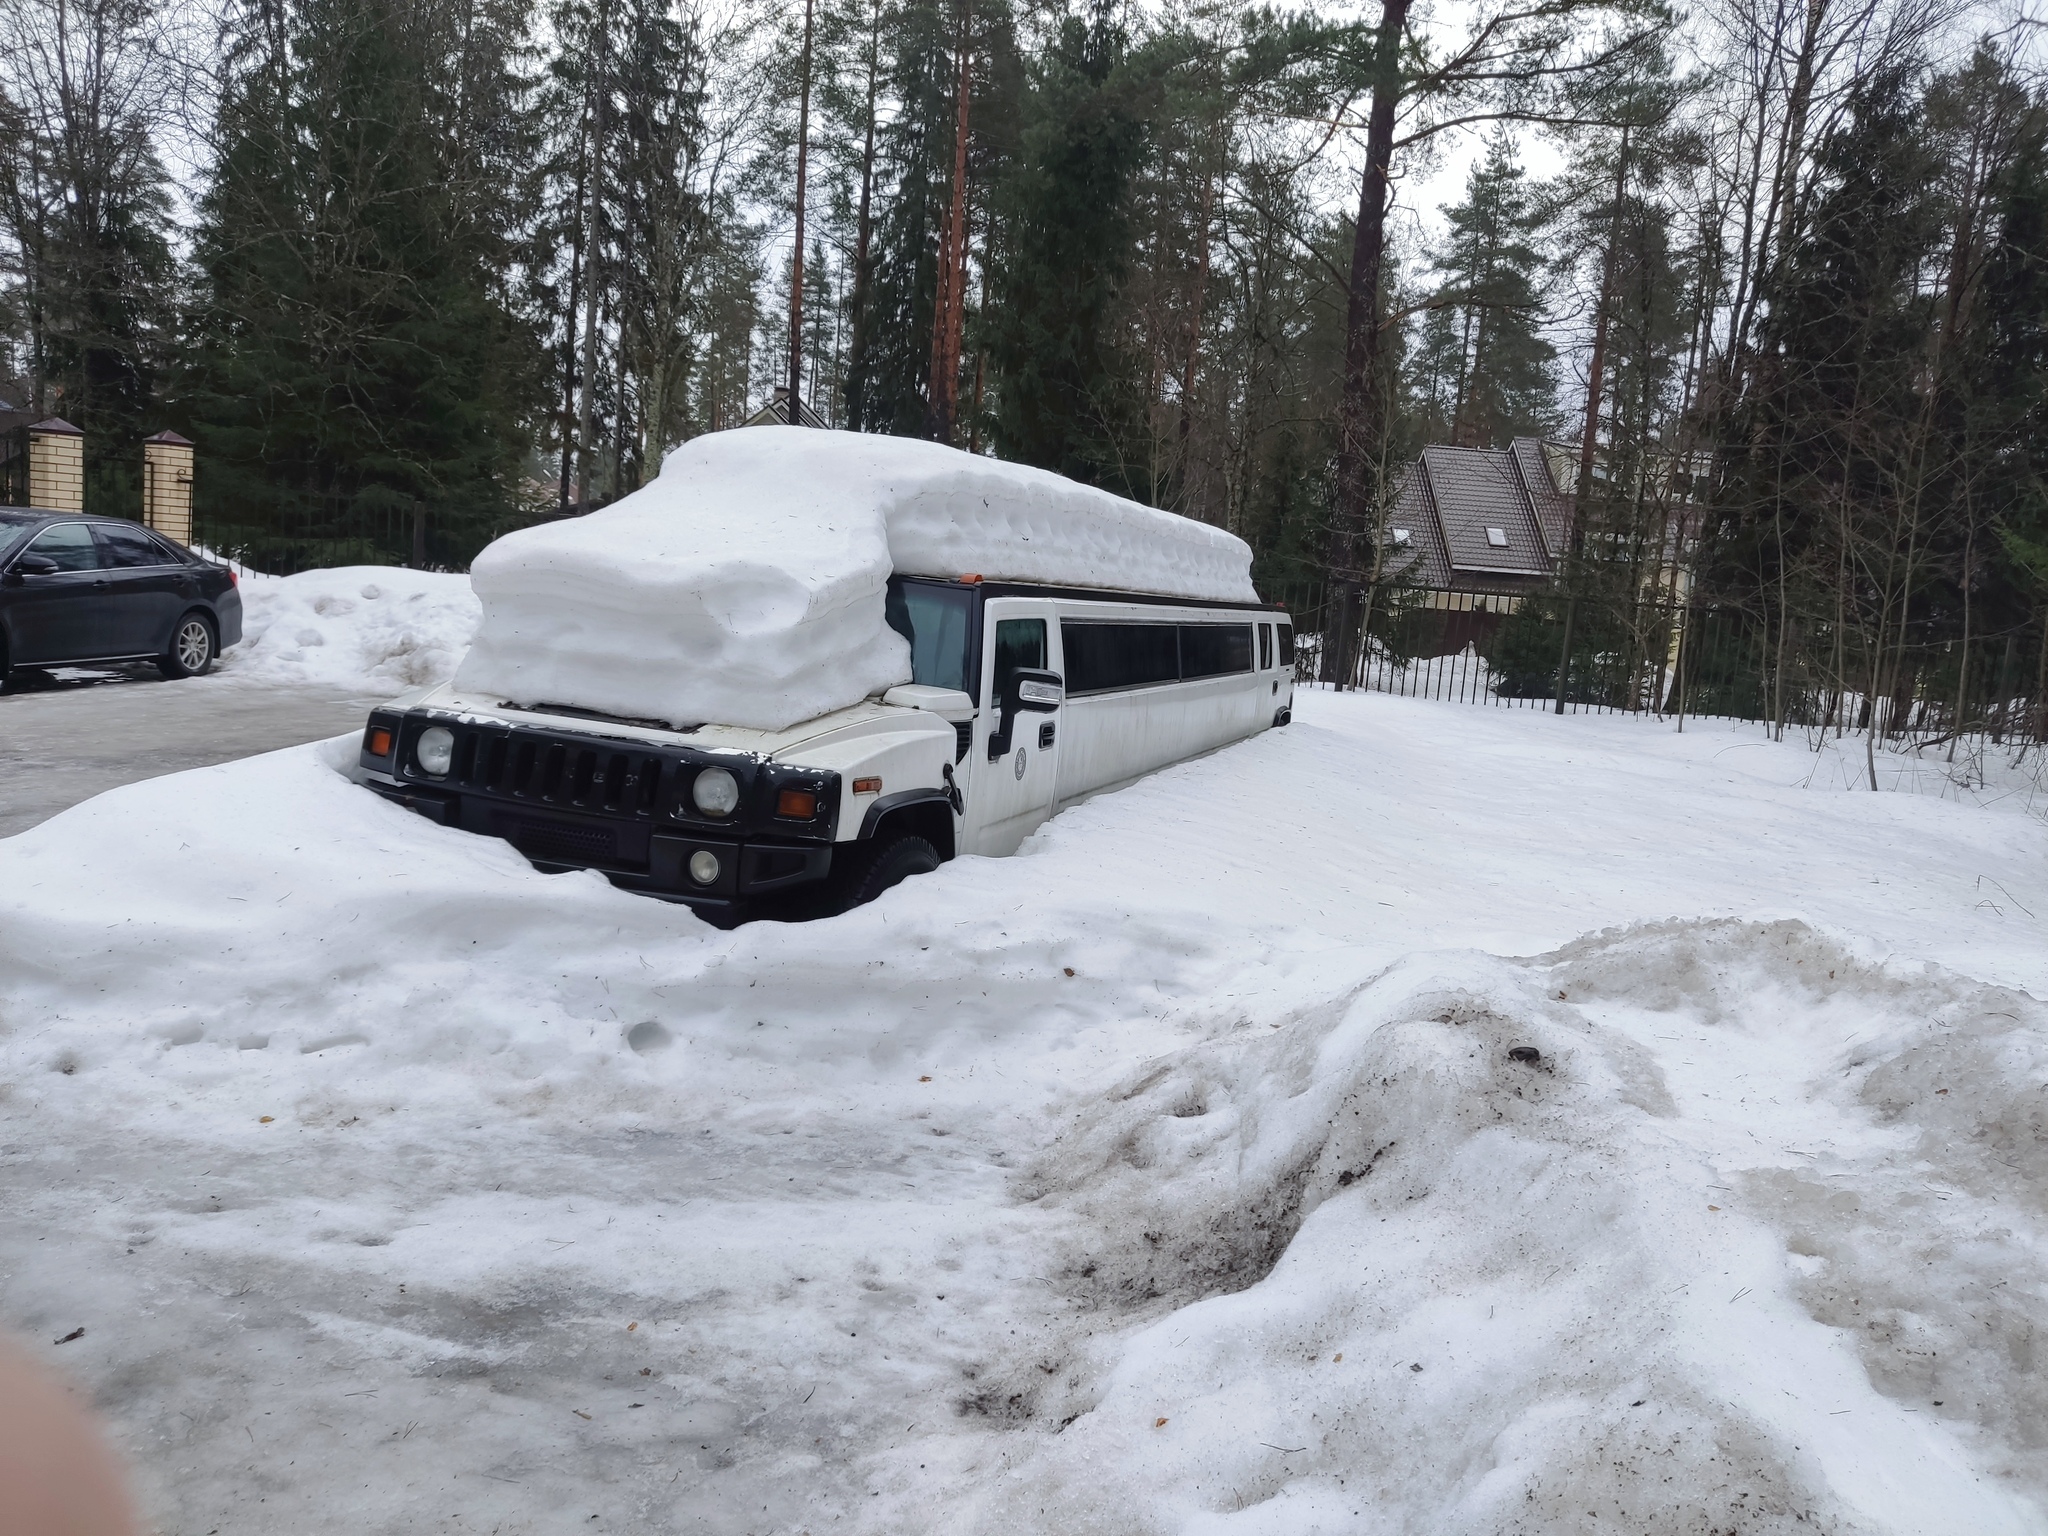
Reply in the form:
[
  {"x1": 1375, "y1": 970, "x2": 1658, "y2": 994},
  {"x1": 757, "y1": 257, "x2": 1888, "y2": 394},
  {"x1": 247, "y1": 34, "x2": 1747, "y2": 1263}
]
[
  {"x1": 1390, "y1": 527, "x2": 1412, "y2": 546},
  {"x1": 1485, "y1": 527, "x2": 1509, "y2": 548}
]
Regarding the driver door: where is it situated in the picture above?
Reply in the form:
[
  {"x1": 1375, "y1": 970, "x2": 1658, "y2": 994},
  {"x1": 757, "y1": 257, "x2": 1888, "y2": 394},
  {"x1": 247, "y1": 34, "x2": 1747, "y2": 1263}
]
[
  {"x1": 6, "y1": 522, "x2": 113, "y2": 664},
  {"x1": 963, "y1": 602, "x2": 1063, "y2": 856}
]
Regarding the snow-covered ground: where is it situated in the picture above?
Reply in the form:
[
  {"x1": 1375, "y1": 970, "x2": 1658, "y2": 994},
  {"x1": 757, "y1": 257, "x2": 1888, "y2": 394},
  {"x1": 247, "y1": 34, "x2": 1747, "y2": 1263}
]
[
  {"x1": 213, "y1": 565, "x2": 478, "y2": 694},
  {"x1": 2, "y1": 691, "x2": 2045, "y2": 1534}
]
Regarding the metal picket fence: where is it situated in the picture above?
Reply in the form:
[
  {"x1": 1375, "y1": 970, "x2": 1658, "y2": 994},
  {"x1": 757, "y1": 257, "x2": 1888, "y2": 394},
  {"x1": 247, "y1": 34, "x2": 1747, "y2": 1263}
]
[{"x1": 1272, "y1": 579, "x2": 2047, "y2": 746}]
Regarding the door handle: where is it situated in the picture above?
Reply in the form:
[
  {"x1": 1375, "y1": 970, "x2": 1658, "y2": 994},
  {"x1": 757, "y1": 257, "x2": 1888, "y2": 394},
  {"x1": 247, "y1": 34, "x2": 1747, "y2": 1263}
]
[{"x1": 92, "y1": 579, "x2": 110, "y2": 588}]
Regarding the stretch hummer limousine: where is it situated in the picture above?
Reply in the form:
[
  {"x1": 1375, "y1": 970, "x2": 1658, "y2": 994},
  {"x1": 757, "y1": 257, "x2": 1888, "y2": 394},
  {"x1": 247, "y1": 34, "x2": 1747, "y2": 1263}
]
[{"x1": 355, "y1": 430, "x2": 1292, "y2": 921}]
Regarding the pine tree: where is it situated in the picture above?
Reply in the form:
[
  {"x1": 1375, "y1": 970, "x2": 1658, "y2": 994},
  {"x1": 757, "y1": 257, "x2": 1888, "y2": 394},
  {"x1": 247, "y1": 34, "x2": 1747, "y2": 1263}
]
[
  {"x1": 184, "y1": 0, "x2": 545, "y2": 570},
  {"x1": 607, "y1": 0, "x2": 714, "y2": 476},
  {"x1": 843, "y1": 0, "x2": 1015, "y2": 437},
  {"x1": 1426, "y1": 132, "x2": 1555, "y2": 447},
  {"x1": 0, "y1": 0, "x2": 176, "y2": 514},
  {"x1": 983, "y1": 3, "x2": 1150, "y2": 489},
  {"x1": 845, "y1": 0, "x2": 953, "y2": 435}
]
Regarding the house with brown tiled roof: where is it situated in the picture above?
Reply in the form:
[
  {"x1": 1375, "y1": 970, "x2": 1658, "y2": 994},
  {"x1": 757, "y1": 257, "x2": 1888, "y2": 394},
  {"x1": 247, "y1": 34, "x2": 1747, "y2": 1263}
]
[
  {"x1": 1383, "y1": 438, "x2": 1572, "y2": 591},
  {"x1": 1375, "y1": 435, "x2": 1701, "y2": 662},
  {"x1": 1376, "y1": 437, "x2": 1577, "y2": 655}
]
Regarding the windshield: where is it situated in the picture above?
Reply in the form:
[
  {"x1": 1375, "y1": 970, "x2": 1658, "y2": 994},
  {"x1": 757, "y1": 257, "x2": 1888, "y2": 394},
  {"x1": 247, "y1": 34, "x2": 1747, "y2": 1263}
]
[
  {"x1": 885, "y1": 578, "x2": 979, "y2": 703},
  {"x1": 0, "y1": 509, "x2": 41, "y2": 558}
]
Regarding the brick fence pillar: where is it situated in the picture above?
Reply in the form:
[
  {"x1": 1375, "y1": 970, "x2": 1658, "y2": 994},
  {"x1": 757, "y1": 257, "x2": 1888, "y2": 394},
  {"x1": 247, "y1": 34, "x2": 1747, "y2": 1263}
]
[
  {"x1": 143, "y1": 431, "x2": 196, "y2": 544},
  {"x1": 27, "y1": 417, "x2": 84, "y2": 511}
]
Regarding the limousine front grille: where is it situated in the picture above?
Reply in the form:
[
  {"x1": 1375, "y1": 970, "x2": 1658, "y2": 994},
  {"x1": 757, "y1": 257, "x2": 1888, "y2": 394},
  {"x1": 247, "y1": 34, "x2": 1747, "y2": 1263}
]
[
  {"x1": 497, "y1": 814, "x2": 620, "y2": 863},
  {"x1": 435, "y1": 726, "x2": 666, "y2": 817}
]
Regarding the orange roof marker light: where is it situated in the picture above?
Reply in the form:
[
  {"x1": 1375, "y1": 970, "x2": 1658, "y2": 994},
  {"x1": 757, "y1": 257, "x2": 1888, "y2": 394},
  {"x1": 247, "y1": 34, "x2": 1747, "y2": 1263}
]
[{"x1": 959, "y1": 573, "x2": 983, "y2": 584}]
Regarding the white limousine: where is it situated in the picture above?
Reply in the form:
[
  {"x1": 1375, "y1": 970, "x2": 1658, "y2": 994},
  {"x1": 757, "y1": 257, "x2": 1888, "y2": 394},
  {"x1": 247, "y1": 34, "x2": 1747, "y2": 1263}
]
[{"x1": 354, "y1": 432, "x2": 1292, "y2": 921}]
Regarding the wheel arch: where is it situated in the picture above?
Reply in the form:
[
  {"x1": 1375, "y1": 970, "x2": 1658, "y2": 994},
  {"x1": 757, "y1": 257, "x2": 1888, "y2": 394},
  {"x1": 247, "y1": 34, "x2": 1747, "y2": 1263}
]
[{"x1": 857, "y1": 789, "x2": 955, "y2": 862}]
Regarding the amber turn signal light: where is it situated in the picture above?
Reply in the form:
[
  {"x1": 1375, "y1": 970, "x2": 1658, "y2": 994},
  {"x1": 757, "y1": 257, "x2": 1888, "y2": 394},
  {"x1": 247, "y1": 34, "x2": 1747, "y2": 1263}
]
[
  {"x1": 777, "y1": 788, "x2": 819, "y2": 818},
  {"x1": 850, "y1": 776, "x2": 882, "y2": 795},
  {"x1": 365, "y1": 725, "x2": 394, "y2": 757}
]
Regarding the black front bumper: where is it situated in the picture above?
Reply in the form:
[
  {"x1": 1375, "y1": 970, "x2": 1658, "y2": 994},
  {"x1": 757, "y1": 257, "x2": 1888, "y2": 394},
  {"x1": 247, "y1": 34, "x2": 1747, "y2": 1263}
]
[
  {"x1": 359, "y1": 710, "x2": 840, "y2": 913},
  {"x1": 367, "y1": 779, "x2": 833, "y2": 909}
]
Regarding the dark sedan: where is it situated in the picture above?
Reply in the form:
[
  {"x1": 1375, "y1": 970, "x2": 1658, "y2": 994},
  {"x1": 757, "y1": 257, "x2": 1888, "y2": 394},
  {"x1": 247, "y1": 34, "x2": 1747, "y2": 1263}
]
[{"x1": 0, "y1": 509, "x2": 243, "y2": 680}]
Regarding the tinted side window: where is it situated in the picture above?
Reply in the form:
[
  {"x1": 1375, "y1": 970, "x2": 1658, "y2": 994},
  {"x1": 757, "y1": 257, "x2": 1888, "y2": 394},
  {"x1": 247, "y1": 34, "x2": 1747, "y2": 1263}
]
[
  {"x1": 992, "y1": 618, "x2": 1047, "y2": 701},
  {"x1": 1259, "y1": 624, "x2": 1274, "y2": 670},
  {"x1": 1180, "y1": 624, "x2": 1253, "y2": 680},
  {"x1": 97, "y1": 525, "x2": 170, "y2": 568},
  {"x1": 1278, "y1": 624, "x2": 1296, "y2": 664},
  {"x1": 885, "y1": 578, "x2": 978, "y2": 700},
  {"x1": 1061, "y1": 622, "x2": 1178, "y2": 695},
  {"x1": 25, "y1": 523, "x2": 104, "y2": 571}
]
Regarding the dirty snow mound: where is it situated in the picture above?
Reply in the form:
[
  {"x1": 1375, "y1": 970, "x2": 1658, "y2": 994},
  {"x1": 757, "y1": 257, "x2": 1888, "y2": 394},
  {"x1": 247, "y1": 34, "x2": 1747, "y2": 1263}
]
[
  {"x1": 951, "y1": 920, "x2": 2047, "y2": 1535},
  {"x1": 454, "y1": 428, "x2": 1258, "y2": 732},
  {"x1": 219, "y1": 565, "x2": 478, "y2": 693}
]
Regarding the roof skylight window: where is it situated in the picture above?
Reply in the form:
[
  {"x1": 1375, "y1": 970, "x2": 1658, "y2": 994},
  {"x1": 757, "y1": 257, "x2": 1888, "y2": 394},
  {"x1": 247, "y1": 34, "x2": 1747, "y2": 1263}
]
[
  {"x1": 1390, "y1": 527, "x2": 1412, "y2": 546},
  {"x1": 1485, "y1": 526, "x2": 1509, "y2": 548}
]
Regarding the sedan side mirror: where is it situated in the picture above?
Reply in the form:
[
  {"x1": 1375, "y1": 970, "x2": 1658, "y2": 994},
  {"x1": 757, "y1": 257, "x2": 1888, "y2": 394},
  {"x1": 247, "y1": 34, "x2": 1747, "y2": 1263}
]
[
  {"x1": 12, "y1": 553, "x2": 59, "y2": 577},
  {"x1": 988, "y1": 668, "x2": 1063, "y2": 759}
]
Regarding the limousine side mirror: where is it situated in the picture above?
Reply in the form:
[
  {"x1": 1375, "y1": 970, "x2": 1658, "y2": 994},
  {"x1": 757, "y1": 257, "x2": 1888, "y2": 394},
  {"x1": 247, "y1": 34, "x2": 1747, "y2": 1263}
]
[{"x1": 989, "y1": 668, "x2": 1063, "y2": 760}]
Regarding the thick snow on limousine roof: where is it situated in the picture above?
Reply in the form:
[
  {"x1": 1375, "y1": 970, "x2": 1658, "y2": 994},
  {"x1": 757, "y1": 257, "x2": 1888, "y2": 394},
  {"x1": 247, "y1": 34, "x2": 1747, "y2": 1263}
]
[{"x1": 453, "y1": 427, "x2": 1259, "y2": 732}]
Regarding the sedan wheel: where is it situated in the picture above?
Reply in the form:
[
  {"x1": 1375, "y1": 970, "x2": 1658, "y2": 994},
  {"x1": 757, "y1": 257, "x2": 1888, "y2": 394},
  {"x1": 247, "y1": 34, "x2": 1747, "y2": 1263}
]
[{"x1": 159, "y1": 614, "x2": 216, "y2": 679}]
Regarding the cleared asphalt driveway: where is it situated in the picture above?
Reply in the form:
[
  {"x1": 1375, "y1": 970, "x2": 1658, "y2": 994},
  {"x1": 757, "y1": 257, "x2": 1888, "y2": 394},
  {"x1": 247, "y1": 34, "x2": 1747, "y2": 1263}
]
[{"x1": 0, "y1": 668, "x2": 379, "y2": 837}]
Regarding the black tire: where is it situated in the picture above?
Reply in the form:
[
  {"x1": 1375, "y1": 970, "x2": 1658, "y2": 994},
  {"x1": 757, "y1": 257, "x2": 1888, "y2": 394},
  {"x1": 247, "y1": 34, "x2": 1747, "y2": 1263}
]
[
  {"x1": 159, "y1": 612, "x2": 216, "y2": 679},
  {"x1": 832, "y1": 833, "x2": 941, "y2": 911}
]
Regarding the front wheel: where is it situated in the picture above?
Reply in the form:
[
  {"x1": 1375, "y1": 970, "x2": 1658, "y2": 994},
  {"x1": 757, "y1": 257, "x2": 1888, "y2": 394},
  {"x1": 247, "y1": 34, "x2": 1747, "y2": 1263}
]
[
  {"x1": 831, "y1": 834, "x2": 940, "y2": 912},
  {"x1": 159, "y1": 613, "x2": 216, "y2": 679}
]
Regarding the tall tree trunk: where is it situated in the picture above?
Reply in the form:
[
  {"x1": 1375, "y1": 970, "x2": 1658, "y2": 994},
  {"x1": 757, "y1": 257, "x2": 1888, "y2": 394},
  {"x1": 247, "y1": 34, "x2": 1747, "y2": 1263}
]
[
  {"x1": 2035, "y1": 606, "x2": 2048, "y2": 743},
  {"x1": 1323, "y1": 0, "x2": 1409, "y2": 687},
  {"x1": 843, "y1": 0, "x2": 883, "y2": 424},
  {"x1": 925, "y1": 0, "x2": 973, "y2": 444},
  {"x1": 788, "y1": 0, "x2": 815, "y2": 416},
  {"x1": 574, "y1": 0, "x2": 612, "y2": 512},
  {"x1": 557, "y1": 64, "x2": 594, "y2": 517},
  {"x1": 1174, "y1": 162, "x2": 1216, "y2": 471},
  {"x1": 1554, "y1": 128, "x2": 1628, "y2": 714},
  {"x1": 1949, "y1": 524, "x2": 1974, "y2": 759}
]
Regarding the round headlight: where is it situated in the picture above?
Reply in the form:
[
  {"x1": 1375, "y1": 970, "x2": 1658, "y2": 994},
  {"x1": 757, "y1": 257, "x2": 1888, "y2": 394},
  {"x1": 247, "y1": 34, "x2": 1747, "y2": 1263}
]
[
  {"x1": 691, "y1": 767, "x2": 739, "y2": 816},
  {"x1": 416, "y1": 725, "x2": 455, "y2": 777},
  {"x1": 688, "y1": 849, "x2": 721, "y2": 885}
]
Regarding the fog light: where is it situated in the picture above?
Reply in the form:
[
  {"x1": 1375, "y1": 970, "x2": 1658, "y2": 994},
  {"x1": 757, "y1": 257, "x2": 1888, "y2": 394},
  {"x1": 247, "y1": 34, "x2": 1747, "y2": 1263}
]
[
  {"x1": 691, "y1": 767, "x2": 739, "y2": 816},
  {"x1": 416, "y1": 725, "x2": 454, "y2": 776},
  {"x1": 688, "y1": 849, "x2": 721, "y2": 885}
]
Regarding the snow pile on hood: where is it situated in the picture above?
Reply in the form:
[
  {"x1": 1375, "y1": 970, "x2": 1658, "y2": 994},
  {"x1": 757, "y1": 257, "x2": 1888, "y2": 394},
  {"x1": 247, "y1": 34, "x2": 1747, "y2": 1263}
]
[
  {"x1": 453, "y1": 428, "x2": 1258, "y2": 732},
  {"x1": 219, "y1": 565, "x2": 479, "y2": 693}
]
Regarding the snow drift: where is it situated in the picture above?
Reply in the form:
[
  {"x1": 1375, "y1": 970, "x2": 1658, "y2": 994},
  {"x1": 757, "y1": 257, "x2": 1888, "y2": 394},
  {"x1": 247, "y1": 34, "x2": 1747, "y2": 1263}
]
[
  {"x1": 969, "y1": 920, "x2": 2048, "y2": 1534},
  {"x1": 217, "y1": 564, "x2": 479, "y2": 693},
  {"x1": 452, "y1": 427, "x2": 1260, "y2": 732}
]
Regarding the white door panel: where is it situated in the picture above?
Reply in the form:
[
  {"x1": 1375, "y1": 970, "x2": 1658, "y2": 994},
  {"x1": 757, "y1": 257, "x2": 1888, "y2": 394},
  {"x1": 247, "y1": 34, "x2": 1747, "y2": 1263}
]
[{"x1": 960, "y1": 601, "x2": 1060, "y2": 855}]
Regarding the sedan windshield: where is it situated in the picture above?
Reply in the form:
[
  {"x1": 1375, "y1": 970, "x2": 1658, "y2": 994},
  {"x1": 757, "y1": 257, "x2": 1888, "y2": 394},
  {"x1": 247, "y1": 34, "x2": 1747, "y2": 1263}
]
[{"x1": 0, "y1": 509, "x2": 41, "y2": 557}]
